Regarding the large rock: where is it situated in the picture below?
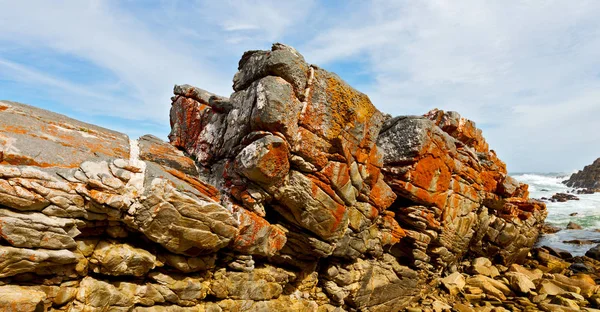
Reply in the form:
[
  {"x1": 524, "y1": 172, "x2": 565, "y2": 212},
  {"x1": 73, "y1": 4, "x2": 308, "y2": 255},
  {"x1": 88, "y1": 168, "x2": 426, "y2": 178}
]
[
  {"x1": 0, "y1": 44, "x2": 546, "y2": 311},
  {"x1": 564, "y1": 158, "x2": 600, "y2": 191},
  {"x1": 168, "y1": 43, "x2": 397, "y2": 260},
  {"x1": 378, "y1": 110, "x2": 546, "y2": 270}
]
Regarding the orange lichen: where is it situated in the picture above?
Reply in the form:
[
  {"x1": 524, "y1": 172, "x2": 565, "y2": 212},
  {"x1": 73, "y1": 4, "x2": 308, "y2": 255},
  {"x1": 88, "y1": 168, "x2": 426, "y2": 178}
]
[
  {"x1": 411, "y1": 155, "x2": 451, "y2": 193},
  {"x1": 232, "y1": 206, "x2": 286, "y2": 254},
  {"x1": 0, "y1": 153, "x2": 74, "y2": 168},
  {"x1": 255, "y1": 143, "x2": 290, "y2": 181},
  {"x1": 165, "y1": 167, "x2": 220, "y2": 201}
]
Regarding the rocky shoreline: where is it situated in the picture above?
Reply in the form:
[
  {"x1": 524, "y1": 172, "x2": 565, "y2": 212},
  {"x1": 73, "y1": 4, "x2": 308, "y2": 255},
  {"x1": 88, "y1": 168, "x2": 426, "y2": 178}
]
[
  {"x1": 409, "y1": 245, "x2": 600, "y2": 312},
  {"x1": 0, "y1": 44, "x2": 551, "y2": 311},
  {"x1": 563, "y1": 158, "x2": 600, "y2": 192}
]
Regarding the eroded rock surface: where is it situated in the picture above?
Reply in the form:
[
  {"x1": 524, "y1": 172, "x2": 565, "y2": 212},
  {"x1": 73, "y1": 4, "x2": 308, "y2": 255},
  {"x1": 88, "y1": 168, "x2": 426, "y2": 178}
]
[
  {"x1": 377, "y1": 110, "x2": 546, "y2": 272},
  {"x1": 0, "y1": 44, "x2": 545, "y2": 311}
]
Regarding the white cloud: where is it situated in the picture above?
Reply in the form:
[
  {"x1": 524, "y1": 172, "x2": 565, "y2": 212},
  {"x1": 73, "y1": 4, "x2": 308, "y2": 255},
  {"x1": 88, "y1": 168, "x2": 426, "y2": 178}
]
[{"x1": 300, "y1": 0, "x2": 600, "y2": 172}]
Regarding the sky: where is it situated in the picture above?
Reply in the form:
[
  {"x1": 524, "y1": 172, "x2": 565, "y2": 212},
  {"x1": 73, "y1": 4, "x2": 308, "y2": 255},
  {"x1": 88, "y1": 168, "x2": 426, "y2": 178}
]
[{"x1": 0, "y1": 0, "x2": 599, "y2": 173}]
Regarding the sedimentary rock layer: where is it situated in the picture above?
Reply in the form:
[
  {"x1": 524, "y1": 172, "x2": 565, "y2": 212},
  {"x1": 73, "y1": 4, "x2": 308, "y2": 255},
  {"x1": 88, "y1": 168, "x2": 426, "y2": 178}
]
[{"x1": 0, "y1": 44, "x2": 545, "y2": 311}]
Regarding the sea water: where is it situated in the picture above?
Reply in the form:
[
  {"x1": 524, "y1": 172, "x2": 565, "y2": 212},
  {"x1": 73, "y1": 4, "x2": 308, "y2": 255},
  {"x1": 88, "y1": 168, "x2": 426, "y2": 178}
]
[{"x1": 513, "y1": 173, "x2": 600, "y2": 256}]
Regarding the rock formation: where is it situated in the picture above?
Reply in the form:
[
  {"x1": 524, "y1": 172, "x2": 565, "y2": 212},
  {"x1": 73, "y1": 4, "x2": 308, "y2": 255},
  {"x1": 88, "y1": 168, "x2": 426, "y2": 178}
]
[
  {"x1": 564, "y1": 158, "x2": 600, "y2": 191},
  {"x1": 0, "y1": 44, "x2": 547, "y2": 311}
]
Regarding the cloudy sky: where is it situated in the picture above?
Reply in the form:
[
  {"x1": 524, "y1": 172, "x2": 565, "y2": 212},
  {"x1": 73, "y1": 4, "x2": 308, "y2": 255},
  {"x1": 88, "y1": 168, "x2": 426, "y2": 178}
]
[{"x1": 0, "y1": 0, "x2": 599, "y2": 173}]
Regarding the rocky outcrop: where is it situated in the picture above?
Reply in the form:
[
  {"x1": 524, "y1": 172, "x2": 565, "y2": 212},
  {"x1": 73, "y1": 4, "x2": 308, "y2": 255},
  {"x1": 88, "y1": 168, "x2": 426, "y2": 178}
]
[
  {"x1": 378, "y1": 109, "x2": 546, "y2": 270},
  {"x1": 0, "y1": 44, "x2": 545, "y2": 311},
  {"x1": 564, "y1": 158, "x2": 600, "y2": 191}
]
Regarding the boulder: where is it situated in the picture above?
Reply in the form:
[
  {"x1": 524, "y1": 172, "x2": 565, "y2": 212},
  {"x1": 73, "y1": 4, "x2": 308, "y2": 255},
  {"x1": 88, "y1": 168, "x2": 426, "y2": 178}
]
[
  {"x1": 567, "y1": 222, "x2": 583, "y2": 230},
  {"x1": 563, "y1": 158, "x2": 600, "y2": 191},
  {"x1": 585, "y1": 244, "x2": 600, "y2": 260}
]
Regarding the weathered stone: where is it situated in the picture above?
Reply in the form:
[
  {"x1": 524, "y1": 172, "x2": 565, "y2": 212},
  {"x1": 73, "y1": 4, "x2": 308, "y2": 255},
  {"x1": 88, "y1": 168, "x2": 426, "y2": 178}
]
[
  {"x1": 585, "y1": 244, "x2": 600, "y2": 260},
  {"x1": 379, "y1": 111, "x2": 546, "y2": 270},
  {"x1": 89, "y1": 240, "x2": 156, "y2": 276},
  {"x1": 0, "y1": 246, "x2": 78, "y2": 278},
  {"x1": 128, "y1": 176, "x2": 238, "y2": 256},
  {"x1": 465, "y1": 275, "x2": 511, "y2": 300},
  {"x1": 0, "y1": 208, "x2": 79, "y2": 249},
  {"x1": 0, "y1": 100, "x2": 129, "y2": 168},
  {"x1": 321, "y1": 254, "x2": 422, "y2": 310},
  {"x1": 470, "y1": 257, "x2": 500, "y2": 278},
  {"x1": 138, "y1": 134, "x2": 199, "y2": 176},
  {"x1": 505, "y1": 272, "x2": 535, "y2": 293},
  {"x1": 441, "y1": 272, "x2": 466, "y2": 295},
  {"x1": 0, "y1": 285, "x2": 47, "y2": 312},
  {"x1": 210, "y1": 265, "x2": 290, "y2": 300},
  {"x1": 230, "y1": 206, "x2": 287, "y2": 257}
]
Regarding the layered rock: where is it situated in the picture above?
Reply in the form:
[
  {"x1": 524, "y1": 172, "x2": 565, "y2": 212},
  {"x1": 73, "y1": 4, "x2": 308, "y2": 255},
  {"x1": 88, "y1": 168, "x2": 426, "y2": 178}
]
[
  {"x1": 408, "y1": 247, "x2": 600, "y2": 311},
  {"x1": 0, "y1": 44, "x2": 545, "y2": 311},
  {"x1": 378, "y1": 109, "x2": 546, "y2": 271},
  {"x1": 564, "y1": 157, "x2": 600, "y2": 191}
]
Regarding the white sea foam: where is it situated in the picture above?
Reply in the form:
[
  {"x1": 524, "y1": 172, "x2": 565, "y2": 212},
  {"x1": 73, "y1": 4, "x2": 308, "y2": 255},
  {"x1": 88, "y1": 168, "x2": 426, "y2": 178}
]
[{"x1": 513, "y1": 173, "x2": 600, "y2": 255}]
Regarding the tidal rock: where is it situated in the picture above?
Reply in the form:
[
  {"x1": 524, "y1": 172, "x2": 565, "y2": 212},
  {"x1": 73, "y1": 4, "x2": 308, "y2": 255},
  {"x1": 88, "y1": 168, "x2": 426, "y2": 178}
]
[
  {"x1": 542, "y1": 223, "x2": 562, "y2": 234},
  {"x1": 585, "y1": 244, "x2": 600, "y2": 260},
  {"x1": 564, "y1": 158, "x2": 600, "y2": 191},
  {"x1": 549, "y1": 193, "x2": 580, "y2": 202},
  {"x1": 567, "y1": 221, "x2": 583, "y2": 230}
]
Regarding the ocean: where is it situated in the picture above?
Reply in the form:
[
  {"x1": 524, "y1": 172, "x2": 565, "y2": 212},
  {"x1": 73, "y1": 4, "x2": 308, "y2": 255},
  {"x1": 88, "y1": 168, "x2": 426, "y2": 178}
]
[{"x1": 513, "y1": 173, "x2": 600, "y2": 256}]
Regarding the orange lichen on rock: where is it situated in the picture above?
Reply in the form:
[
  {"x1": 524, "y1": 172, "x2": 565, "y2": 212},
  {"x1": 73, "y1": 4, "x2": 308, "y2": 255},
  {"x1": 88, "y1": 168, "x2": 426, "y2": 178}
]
[
  {"x1": 165, "y1": 167, "x2": 220, "y2": 202},
  {"x1": 379, "y1": 110, "x2": 546, "y2": 269},
  {"x1": 231, "y1": 206, "x2": 287, "y2": 257}
]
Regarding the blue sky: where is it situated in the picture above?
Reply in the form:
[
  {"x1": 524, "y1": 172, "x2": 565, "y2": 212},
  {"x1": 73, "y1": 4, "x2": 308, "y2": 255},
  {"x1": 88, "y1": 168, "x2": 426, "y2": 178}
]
[{"x1": 1, "y1": 0, "x2": 600, "y2": 173}]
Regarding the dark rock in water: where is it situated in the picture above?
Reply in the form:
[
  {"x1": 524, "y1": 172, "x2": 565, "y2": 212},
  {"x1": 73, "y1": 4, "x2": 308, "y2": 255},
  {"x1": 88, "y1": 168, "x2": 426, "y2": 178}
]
[
  {"x1": 549, "y1": 193, "x2": 579, "y2": 202},
  {"x1": 541, "y1": 246, "x2": 573, "y2": 260},
  {"x1": 567, "y1": 221, "x2": 583, "y2": 230},
  {"x1": 564, "y1": 158, "x2": 600, "y2": 191},
  {"x1": 540, "y1": 188, "x2": 549, "y2": 192},
  {"x1": 569, "y1": 262, "x2": 594, "y2": 273},
  {"x1": 585, "y1": 244, "x2": 600, "y2": 260},
  {"x1": 563, "y1": 239, "x2": 597, "y2": 245},
  {"x1": 577, "y1": 188, "x2": 595, "y2": 194},
  {"x1": 569, "y1": 212, "x2": 578, "y2": 216},
  {"x1": 541, "y1": 223, "x2": 562, "y2": 234}
]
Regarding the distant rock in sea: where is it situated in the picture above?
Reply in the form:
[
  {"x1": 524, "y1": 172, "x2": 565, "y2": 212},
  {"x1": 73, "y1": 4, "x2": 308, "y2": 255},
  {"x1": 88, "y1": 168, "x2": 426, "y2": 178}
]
[{"x1": 563, "y1": 158, "x2": 600, "y2": 191}]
